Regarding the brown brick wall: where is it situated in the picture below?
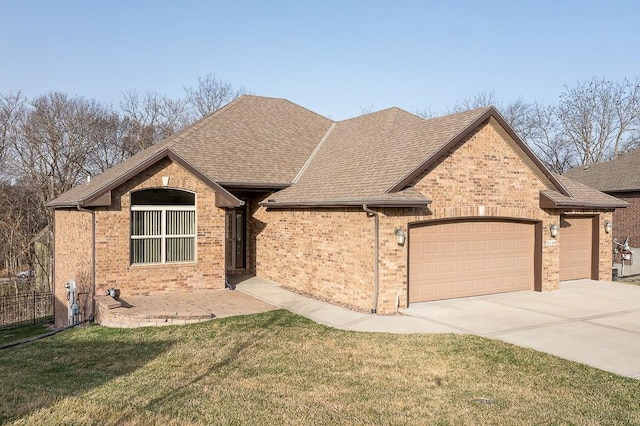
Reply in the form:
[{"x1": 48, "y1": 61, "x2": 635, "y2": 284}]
[
  {"x1": 254, "y1": 119, "x2": 613, "y2": 314},
  {"x1": 376, "y1": 119, "x2": 560, "y2": 313},
  {"x1": 53, "y1": 209, "x2": 93, "y2": 326},
  {"x1": 53, "y1": 158, "x2": 226, "y2": 326},
  {"x1": 611, "y1": 192, "x2": 640, "y2": 247},
  {"x1": 93, "y1": 158, "x2": 226, "y2": 297},
  {"x1": 255, "y1": 207, "x2": 376, "y2": 312},
  {"x1": 597, "y1": 211, "x2": 614, "y2": 280}
]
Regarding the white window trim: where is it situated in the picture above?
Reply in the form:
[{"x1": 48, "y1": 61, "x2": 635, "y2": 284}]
[{"x1": 131, "y1": 204, "x2": 197, "y2": 265}]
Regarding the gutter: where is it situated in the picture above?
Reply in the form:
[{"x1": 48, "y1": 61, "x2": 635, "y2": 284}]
[
  {"x1": 362, "y1": 204, "x2": 379, "y2": 314},
  {"x1": 261, "y1": 198, "x2": 431, "y2": 209},
  {"x1": 76, "y1": 203, "x2": 96, "y2": 322}
]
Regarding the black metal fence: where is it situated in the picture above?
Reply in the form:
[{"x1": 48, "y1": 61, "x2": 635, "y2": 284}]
[{"x1": 0, "y1": 291, "x2": 54, "y2": 329}]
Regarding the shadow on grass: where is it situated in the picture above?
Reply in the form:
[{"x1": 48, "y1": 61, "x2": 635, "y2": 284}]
[
  {"x1": 0, "y1": 327, "x2": 177, "y2": 424},
  {"x1": 132, "y1": 310, "x2": 298, "y2": 418}
]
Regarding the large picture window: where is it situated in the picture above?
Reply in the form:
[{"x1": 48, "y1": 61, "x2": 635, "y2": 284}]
[{"x1": 130, "y1": 189, "x2": 196, "y2": 264}]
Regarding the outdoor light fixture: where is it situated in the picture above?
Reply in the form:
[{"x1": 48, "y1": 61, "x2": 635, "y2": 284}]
[
  {"x1": 394, "y1": 227, "x2": 406, "y2": 245},
  {"x1": 549, "y1": 223, "x2": 559, "y2": 238},
  {"x1": 604, "y1": 221, "x2": 613, "y2": 234}
]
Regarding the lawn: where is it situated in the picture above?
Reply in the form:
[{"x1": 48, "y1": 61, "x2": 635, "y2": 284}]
[
  {"x1": 1, "y1": 310, "x2": 639, "y2": 425},
  {"x1": 0, "y1": 323, "x2": 52, "y2": 346}
]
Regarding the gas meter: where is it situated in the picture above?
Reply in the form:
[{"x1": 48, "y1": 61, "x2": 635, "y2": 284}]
[{"x1": 65, "y1": 279, "x2": 80, "y2": 325}]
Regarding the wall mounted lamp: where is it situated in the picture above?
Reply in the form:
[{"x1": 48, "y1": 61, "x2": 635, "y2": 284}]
[
  {"x1": 394, "y1": 227, "x2": 406, "y2": 246},
  {"x1": 604, "y1": 221, "x2": 612, "y2": 234},
  {"x1": 549, "y1": 223, "x2": 559, "y2": 238}
]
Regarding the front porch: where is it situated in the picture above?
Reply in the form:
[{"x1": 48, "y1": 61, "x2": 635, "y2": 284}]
[{"x1": 94, "y1": 289, "x2": 276, "y2": 328}]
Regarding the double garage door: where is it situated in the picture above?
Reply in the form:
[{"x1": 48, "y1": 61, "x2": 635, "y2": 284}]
[
  {"x1": 409, "y1": 217, "x2": 594, "y2": 303},
  {"x1": 409, "y1": 220, "x2": 535, "y2": 303}
]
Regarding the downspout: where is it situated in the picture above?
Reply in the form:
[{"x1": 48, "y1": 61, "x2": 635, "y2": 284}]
[
  {"x1": 362, "y1": 204, "x2": 379, "y2": 314},
  {"x1": 76, "y1": 204, "x2": 96, "y2": 322}
]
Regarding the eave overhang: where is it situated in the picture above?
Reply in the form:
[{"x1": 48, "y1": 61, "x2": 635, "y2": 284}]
[
  {"x1": 539, "y1": 191, "x2": 629, "y2": 210},
  {"x1": 46, "y1": 148, "x2": 243, "y2": 209},
  {"x1": 260, "y1": 198, "x2": 432, "y2": 209}
]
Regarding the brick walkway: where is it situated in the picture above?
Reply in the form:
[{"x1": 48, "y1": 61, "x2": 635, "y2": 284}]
[{"x1": 96, "y1": 289, "x2": 277, "y2": 328}]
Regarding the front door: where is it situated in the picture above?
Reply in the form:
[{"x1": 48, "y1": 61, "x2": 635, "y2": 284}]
[{"x1": 225, "y1": 208, "x2": 245, "y2": 270}]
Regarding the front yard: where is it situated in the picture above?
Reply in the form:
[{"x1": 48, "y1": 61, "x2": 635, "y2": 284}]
[{"x1": 1, "y1": 310, "x2": 639, "y2": 425}]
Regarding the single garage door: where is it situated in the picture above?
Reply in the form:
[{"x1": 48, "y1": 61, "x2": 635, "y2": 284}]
[
  {"x1": 559, "y1": 216, "x2": 592, "y2": 281},
  {"x1": 409, "y1": 220, "x2": 535, "y2": 303}
]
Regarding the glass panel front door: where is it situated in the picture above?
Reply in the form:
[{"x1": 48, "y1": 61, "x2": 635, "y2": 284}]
[{"x1": 225, "y1": 208, "x2": 245, "y2": 269}]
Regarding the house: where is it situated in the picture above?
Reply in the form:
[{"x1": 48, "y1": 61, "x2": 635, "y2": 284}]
[
  {"x1": 48, "y1": 95, "x2": 626, "y2": 327},
  {"x1": 566, "y1": 149, "x2": 640, "y2": 274}
]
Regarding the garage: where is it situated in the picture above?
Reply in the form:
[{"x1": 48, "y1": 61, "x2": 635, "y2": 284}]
[
  {"x1": 409, "y1": 220, "x2": 536, "y2": 303},
  {"x1": 559, "y1": 216, "x2": 593, "y2": 281}
]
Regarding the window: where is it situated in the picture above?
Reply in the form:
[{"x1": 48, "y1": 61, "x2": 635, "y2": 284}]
[{"x1": 130, "y1": 189, "x2": 196, "y2": 264}]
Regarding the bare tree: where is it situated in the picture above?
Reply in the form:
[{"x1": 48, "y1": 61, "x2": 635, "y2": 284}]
[
  {"x1": 6, "y1": 93, "x2": 108, "y2": 229},
  {"x1": 0, "y1": 181, "x2": 43, "y2": 291},
  {"x1": 449, "y1": 90, "x2": 501, "y2": 113},
  {"x1": 0, "y1": 91, "x2": 26, "y2": 173},
  {"x1": 523, "y1": 102, "x2": 577, "y2": 173},
  {"x1": 120, "y1": 91, "x2": 190, "y2": 156},
  {"x1": 85, "y1": 108, "x2": 131, "y2": 175},
  {"x1": 414, "y1": 106, "x2": 436, "y2": 119},
  {"x1": 184, "y1": 73, "x2": 246, "y2": 119},
  {"x1": 557, "y1": 77, "x2": 640, "y2": 165}
]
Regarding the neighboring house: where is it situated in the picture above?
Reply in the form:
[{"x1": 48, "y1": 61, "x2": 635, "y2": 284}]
[
  {"x1": 566, "y1": 149, "x2": 640, "y2": 272},
  {"x1": 48, "y1": 95, "x2": 626, "y2": 327},
  {"x1": 566, "y1": 149, "x2": 640, "y2": 245}
]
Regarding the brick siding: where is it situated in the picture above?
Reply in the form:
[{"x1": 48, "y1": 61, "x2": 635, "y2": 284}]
[
  {"x1": 255, "y1": 207, "x2": 376, "y2": 312},
  {"x1": 54, "y1": 121, "x2": 616, "y2": 322},
  {"x1": 611, "y1": 192, "x2": 640, "y2": 247},
  {"x1": 53, "y1": 158, "x2": 226, "y2": 326},
  {"x1": 255, "y1": 119, "x2": 613, "y2": 314},
  {"x1": 53, "y1": 209, "x2": 93, "y2": 326}
]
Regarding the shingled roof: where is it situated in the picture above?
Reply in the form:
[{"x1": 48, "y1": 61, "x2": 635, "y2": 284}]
[
  {"x1": 265, "y1": 107, "x2": 491, "y2": 206},
  {"x1": 541, "y1": 174, "x2": 628, "y2": 209},
  {"x1": 48, "y1": 96, "x2": 333, "y2": 207},
  {"x1": 565, "y1": 148, "x2": 640, "y2": 192},
  {"x1": 48, "y1": 95, "x2": 621, "y2": 210}
]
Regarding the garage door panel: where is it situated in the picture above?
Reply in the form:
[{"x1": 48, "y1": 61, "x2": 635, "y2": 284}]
[
  {"x1": 409, "y1": 220, "x2": 535, "y2": 303},
  {"x1": 559, "y1": 217, "x2": 592, "y2": 281}
]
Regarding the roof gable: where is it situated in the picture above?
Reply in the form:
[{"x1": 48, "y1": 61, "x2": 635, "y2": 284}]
[
  {"x1": 48, "y1": 95, "x2": 333, "y2": 207},
  {"x1": 47, "y1": 147, "x2": 243, "y2": 208},
  {"x1": 267, "y1": 106, "x2": 571, "y2": 207},
  {"x1": 388, "y1": 106, "x2": 568, "y2": 195}
]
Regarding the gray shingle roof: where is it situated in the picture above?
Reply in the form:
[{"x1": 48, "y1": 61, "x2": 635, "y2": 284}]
[{"x1": 565, "y1": 148, "x2": 640, "y2": 192}]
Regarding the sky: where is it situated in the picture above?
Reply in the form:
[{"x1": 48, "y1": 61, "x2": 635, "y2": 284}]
[{"x1": 1, "y1": 0, "x2": 639, "y2": 120}]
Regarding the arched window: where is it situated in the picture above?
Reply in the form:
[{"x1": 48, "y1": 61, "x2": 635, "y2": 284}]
[{"x1": 130, "y1": 189, "x2": 196, "y2": 264}]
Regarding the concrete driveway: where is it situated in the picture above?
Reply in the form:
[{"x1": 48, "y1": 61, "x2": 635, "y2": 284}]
[{"x1": 402, "y1": 279, "x2": 640, "y2": 379}]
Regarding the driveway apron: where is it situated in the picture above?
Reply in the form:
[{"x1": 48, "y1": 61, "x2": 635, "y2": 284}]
[{"x1": 402, "y1": 280, "x2": 640, "y2": 379}]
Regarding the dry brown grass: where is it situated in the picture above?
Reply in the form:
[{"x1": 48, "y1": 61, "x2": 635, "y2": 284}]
[{"x1": 1, "y1": 310, "x2": 639, "y2": 425}]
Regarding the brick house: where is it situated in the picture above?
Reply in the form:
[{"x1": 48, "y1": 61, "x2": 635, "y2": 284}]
[
  {"x1": 48, "y1": 95, "x2": 626, "y2": 326},
  {"x1": 566, "y1": 149, "x2": 640, "y2": 271}
]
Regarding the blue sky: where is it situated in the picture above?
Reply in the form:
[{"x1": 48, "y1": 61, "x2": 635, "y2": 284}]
[{"x1": 1, "y1": 1, "x2": 638, "y2": 120}]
